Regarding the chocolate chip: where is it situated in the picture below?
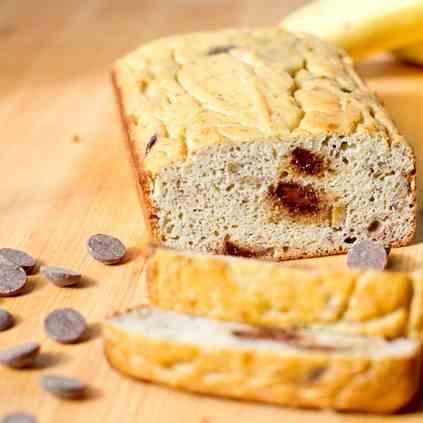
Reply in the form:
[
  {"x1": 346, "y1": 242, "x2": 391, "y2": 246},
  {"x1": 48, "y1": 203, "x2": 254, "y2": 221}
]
[
  {"x1": 223, "y1": 242, "x2": 257, "y2": 258},
  {"x1": 233, "y1": 327, "x2": 301, "y2": 343},
  {"x1": 44, "y1": 308, "x2": 87, "y2": 344},
  {"x1": 232, "y1": 327, "x2": 345, "y2": 352},
  {"x1": 290, "y1": 147, "x2": 324, "y2": 176},
  {"x1": 86, "y1": 234, "x2": 126, "y2": 265},
  {"x1": 40, "y1": 375, "x2": 88, "y2": 399},
  {"x1": 0, "y1": 309, "x2": 14, "y2": 331},
  {"x1": 145, "y1": 134, "x2": 157, "y2": 156},
  {"x1": 0, "y1": 342, "x2": 40, "y2": 368},
  {"x1": 0, "y1": 248, "x2": 36, "y2": 274},
  {"x1": 307, "y1": 367, "x2": 326, "y2": 382},
  {"x1": 347, "y1": 239, "x2": 388, "y2": 270},
  {"x1": 40, "y1": 266, "x2": 81, "y2": 287},
  {"x1": 222, "y1": 236, "x2": 274, "y2": 258},
  {"x1": 270, "y1": 182, "x2": 320, "y2": 215},
  {"x1": 207, "y1": 45, "x2": 236, "y2": 55},
  {"x1": 1, "y1": 413, "x2": 37, "y2": 423},
  {"x1": 0, "y1": 264, "x2": 27, "y2": 297}
]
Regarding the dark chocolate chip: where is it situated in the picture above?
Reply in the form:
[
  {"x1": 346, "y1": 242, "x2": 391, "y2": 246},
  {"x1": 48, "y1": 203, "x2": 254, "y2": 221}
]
[
  {"x1": 270, "y1": 182, "x2": 320, "y2": 215},
  {"x1": 233, "y1": 327, "x2": 345, "y2": 352},
  {"x1": 40, "y1": 266, "x2": 81, "y2": 287},
  {"x1": 347, "y1": 239, "x2": 388, "y2": 270},
  {"x1": 207, "y1": 45, "x2": 236, "y2": 55},
  {"x1": 290, "y1": 147, "x2": 324, "y2": 176},
  {"x1": 0, "y1": 342, "x2": 40, "y2": 368},
  {"x1": 86, "y1": 234, "x2": 126, "y2": 265},
  {"x1": 0, "y1": 264, "x2": 27, "y2": 297},
  {"x1": 223, "y1": 239, "x2": 258, "y2": 258},
  {"x1": 1, "y1": 413, "x2": 37, "y2": 423},
  {"x1": 44, "y1": 308, "x2": 87, "y2": 344},
  {"x1": 0, "y1": 309, "x2": 14, "y2": 331},
  {"x1": 344, "y1": 236, "x2": 357, "y2": 244},
  {"x1": 145, "y1": 134, "x2": 157, "y2": 156},
  {"x1": 0, "y1": 248, "x2": 36, "y2": 274},
  {"x1": 233, "y1": 327, "x2": 300, "y2": 343},
  {"x1": 40, "y1": 374, "x2": 88, "y2": 399},
  {"x1": 307, "y1": 367, "x2": 327, "y2": 382}
]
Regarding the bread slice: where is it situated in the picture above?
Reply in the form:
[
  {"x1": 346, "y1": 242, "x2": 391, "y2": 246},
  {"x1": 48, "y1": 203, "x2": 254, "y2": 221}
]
[
  {"x1": 113, "y1": 27, "x2": 416, "y2": 260},
  {"x1": 146, "y1": 246, "x2": 423, "y2": 339},
  {"x1": 104, "y1": 306, "x2": 422, "y2": 413}
]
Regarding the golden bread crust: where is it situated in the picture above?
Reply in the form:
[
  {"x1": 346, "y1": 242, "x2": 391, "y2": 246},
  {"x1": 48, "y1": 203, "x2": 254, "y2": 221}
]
[
  {"x1": 104, "y1": 310, "x2": 421, "y2": 413},
  {"x1": 113, "y1": 27, "x2": 412, "y2": 175},
  {"x1": 147, "y1": 247, "x2": 423, "y2": 339}
]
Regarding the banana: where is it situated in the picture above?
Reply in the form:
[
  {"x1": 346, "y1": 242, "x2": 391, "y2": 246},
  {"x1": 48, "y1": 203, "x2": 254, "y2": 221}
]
[
  {"x1": 395, "y1": 43, "x2": 423, "y2": 66},
  {"x1": 281, "y1": 0, "x2": 423, "y2": 60}
]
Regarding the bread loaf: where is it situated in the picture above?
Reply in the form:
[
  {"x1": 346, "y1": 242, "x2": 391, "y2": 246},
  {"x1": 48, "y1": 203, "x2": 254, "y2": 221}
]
[
  {"x1": 147, "y1": 246, "x2": 423, "y2": 339},
  {"x1": 113, "y1": 27, "x2": 416, "y2": 260},
  {"x1": 104, "y1": 306, "x2": 422, "y2": 413}
]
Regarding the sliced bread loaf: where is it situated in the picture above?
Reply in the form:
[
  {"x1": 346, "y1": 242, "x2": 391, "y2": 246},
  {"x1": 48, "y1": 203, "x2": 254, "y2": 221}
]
[
  {"x1": 104, "y1": 306, "x2": 422, "y2": 413},
  {"x1": 146, "y1": 246, "x2": 423, "y2": 339},
  {"x1": 113, "y1": 27, "x2": 415, "y2": 260}
]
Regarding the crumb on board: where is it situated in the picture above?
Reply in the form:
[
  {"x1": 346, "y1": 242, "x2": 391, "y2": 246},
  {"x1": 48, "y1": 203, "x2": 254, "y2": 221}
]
[{"x1": 72, "y1": 134, "x2": 81, "y2": 143}]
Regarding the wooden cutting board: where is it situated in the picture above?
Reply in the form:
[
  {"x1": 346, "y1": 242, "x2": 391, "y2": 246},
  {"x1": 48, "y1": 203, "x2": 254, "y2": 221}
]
[{"x1": 1, "y1": 0, "x2": 423, "y2": 421}]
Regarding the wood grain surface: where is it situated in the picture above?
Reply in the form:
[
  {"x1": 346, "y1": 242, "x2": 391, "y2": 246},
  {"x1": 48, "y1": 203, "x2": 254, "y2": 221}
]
[{"x1": 1, "y1": 0, "x2": 423, "y2": 421}]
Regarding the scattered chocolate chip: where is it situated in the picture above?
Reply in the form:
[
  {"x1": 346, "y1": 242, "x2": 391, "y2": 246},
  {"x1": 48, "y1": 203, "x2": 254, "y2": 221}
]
[
  {"x1": 0, "y1": 342, "x2": 40, "y2": 368},
  {"x1": 347, "y1": 239, "x2": 388, "y2": 270},
  {"x1": 86, "y1": 234, "x2": 126, "y2": 265},
  {"x1": 207, "y1": 44, "x2": 236, "y2": 55},
  {"x1": 40, "y1": 375, "x2": 88, "y2": 399},
  {"x1": 290, "y1": 147, "x2": 324, "y2": 176},
  {"x1": 0, "y1": 255, "x2": 13, "y2": 266},
  {"x1": 145, "y1": 134, "x2": 157, "y2": 156},
  {"x1": 0, "y1": 249, "x2": 36, "y2": 274},
  {"x1": 270, "y1": 182, "x2": 320, "y2": 215},
  {"x1": 0, "y1": 309, "x2": 14, "y2": 331},
  {"x1": 40, "y1": 266, "x2": 81, "y2": 287},
  {"x1": 44, "y1": 308, "x2": 87, "y2": 344},
  {"x1": 1, "y1": 413, "x2": 37, "y2": 423},
  {"x1": 0, "y1": 264, "x2": 27, "y2": 297}
]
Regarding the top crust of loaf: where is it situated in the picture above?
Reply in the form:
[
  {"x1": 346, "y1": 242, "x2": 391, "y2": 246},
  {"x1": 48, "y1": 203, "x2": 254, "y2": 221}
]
[{"x1": 113, "y1": 27, "x2": 412, "y2": 175}]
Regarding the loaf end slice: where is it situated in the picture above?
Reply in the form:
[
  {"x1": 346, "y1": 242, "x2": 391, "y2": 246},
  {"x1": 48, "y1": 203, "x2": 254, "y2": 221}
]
[
  {"x1": 147, "y1": 246, "x2": 423, "y2": 339},
  {"x1": 104, "y1": 306, "x2": 422, "y2": 413},
  {"x1": 113, "y1": 28, "x2": 416, "y2": 260}
]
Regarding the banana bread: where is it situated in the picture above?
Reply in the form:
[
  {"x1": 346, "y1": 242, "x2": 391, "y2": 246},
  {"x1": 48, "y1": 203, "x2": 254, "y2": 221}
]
[
  {"x1": 104, "y1": 306, "x2": 422, "y2": 413},
  {"x1": 113, "y1": 27, "x2": 416, "y2": 260},
  {"x1": 146, "y1": 246, "x2": 423, "y2": 339}
]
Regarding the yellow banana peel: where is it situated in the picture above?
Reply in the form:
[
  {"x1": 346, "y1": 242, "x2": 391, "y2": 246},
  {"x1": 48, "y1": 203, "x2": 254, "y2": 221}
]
[
  {"x1": 281, "y1": 0, "x2": 423, "y2": 60},
  {"x1": 395, "y1": 43, "x2": 423, "y2": 66}
]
